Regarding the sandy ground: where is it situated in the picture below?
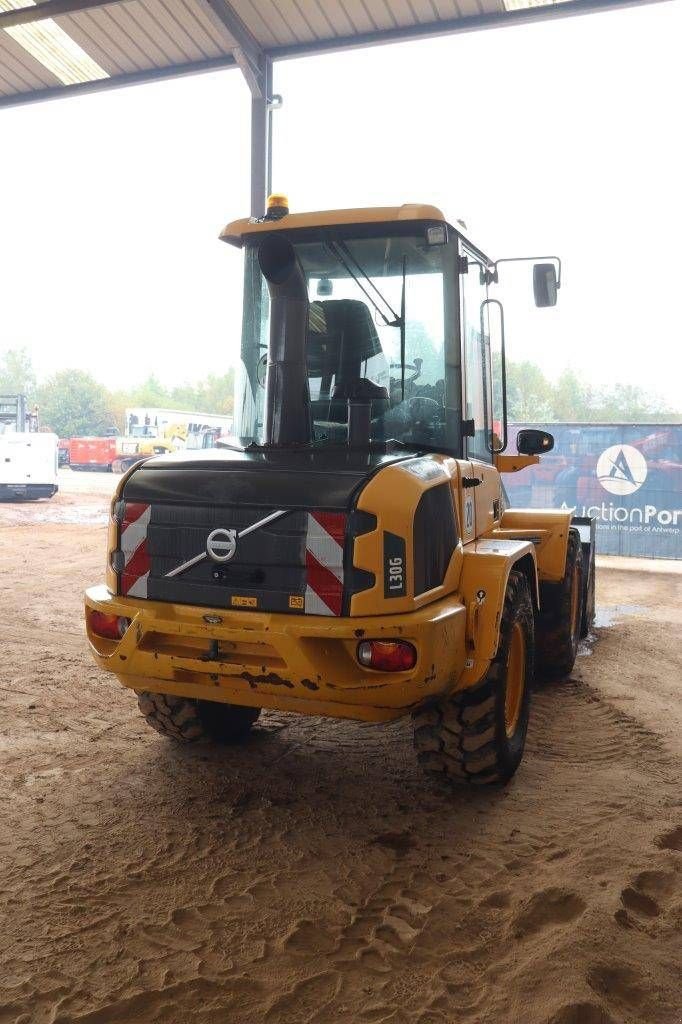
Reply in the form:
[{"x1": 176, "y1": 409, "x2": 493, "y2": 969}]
[
  {"x1": 1, "y1": 491, "x2": 680, "y2": 1024},
  {"x1": 57, "y1": 468, "x2": 121, "y2": 496}
]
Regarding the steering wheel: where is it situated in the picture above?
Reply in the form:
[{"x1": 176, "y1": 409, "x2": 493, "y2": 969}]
[
  {"x1": 389, "y1": 359, "x2": 422, "y2": 388},
  {"x1": 379, "y1": 396, "x2": 443, "y2": 439}
]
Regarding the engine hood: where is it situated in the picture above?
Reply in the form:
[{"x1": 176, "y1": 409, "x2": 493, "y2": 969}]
[{"x1": 123, "y1": 447, "x2": 407, "y2": 511}]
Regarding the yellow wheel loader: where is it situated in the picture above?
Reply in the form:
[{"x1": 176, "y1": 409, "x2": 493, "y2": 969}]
[{"x1": 85, "y1": 199, "x2": 595, "y2": 784}]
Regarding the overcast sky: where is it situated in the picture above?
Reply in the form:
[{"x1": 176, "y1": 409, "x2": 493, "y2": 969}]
[{"x1": 1, "y1": 2, "x2": 680, "y2": 407}]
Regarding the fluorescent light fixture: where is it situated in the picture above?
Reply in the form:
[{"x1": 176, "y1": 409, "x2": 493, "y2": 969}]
[
  {"x1": 503, "y1": 0, "x2": 572, "y2": 9},
  {"x1": 1, "y1": 0, "x2": 108, "y2": 85}
]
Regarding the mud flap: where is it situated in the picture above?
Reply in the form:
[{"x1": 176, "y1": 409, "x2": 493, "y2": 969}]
[{"x1": 571, "y1": 515, "x2": 596, "y2": 637}]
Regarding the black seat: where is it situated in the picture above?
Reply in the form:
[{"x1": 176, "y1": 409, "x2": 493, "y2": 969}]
[{"x1": 308, "y1": 300, "x2": 387, "y2": 423}]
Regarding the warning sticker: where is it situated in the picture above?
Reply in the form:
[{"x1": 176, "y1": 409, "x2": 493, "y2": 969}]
[{"x1": 464, "y1": 495, "x2": 475, "y2": 538}]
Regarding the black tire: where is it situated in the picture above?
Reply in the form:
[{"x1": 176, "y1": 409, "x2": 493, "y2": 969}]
[
  {"x1": 580, "y1": 538, "x2": 596, "y2": 639},
  {"x1": 412, "y1": 571, "x2": 534, "y2": 786},
  {"x1": 536, "y1": 528, "x2": 583, "y2": 680},
  {"x1": 136, "y1": 691, "x2": 260, "y2": 743}
]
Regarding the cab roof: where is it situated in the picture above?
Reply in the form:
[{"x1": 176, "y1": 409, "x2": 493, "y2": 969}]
[{"x1": 220, "y1": 203, "x2": 447, "y2": 247}]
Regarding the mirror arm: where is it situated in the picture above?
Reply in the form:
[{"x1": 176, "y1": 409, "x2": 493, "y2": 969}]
[
  {"x1": 481, "y1": 298, "x2": 507, "y2": 454},
  {"x1": 489, "y1": 255, "x2": 562, "y2": 288}
]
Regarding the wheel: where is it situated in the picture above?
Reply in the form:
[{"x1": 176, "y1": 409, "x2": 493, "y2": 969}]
[
  {"x1": 136, "y1": 691, "x2": 260, "y2": 743},
  {"x1": 412, "y1": 571, "x2": 534, "y2": 785},
  {"x1": 536, "y1": 528, "x2": 583, "y2": 680},
  {"x1": 580, "y1": 538, "x2": 595, "y2": 639},
  {"x1": 111, "y1": 458, "x2": 123, "y2": 474}
]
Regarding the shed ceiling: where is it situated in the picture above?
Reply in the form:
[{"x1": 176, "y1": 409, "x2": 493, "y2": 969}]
[{"x1": 0, "y1": 0, "x2": 665, "y2": 108}]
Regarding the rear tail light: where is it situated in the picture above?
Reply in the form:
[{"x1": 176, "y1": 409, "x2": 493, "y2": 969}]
[
  {"x1": 88, "y1": 611, "x2": 131, "y2": 640},
  {"x1": 357, "y1": 639, "x2": 417, "y2": 672}
]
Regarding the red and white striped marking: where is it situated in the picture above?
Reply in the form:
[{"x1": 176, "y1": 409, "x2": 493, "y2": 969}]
[
  {"x1": 120, "y1": 502, "x2": 151, "y2": 598},
  {"x1": 305, "y1": 511, "x2": 346, "y2": 616}
]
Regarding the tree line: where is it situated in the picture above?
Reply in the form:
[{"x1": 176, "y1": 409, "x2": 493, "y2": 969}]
[
  {"x1": 0, "y1": 346, "x2": 679, "y2": 439},
  {"x1": 0, "y1": 348, "x2": 235, "y2": 438}
]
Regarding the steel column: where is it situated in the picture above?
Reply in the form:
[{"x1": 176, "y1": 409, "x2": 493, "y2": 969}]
[
  {"x1": 199, "y1": 0, "x2": 274, "y2": 216},
  {"x1": 249, "y1": 55, "x2": 272, "y2": 218}
]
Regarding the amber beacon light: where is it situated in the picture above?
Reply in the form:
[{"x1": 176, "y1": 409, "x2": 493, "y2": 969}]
[{"x1": 265, "y1": 193, "x2": 289, "y2": 219}]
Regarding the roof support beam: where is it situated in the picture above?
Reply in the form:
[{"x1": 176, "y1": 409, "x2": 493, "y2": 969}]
[
  {"x1": 271, "y1": 0, "x2": 669, "y2": 60},
  {"x1": 0, "y1": 0, "x2": 129, "y2": 30},
  {"x1": 197, "y1": 0, "x2": 276, "y2": 215},
  {"x1": 249, "y1": 54, "x2": 272, "y2": 217},
  {"x1": 201, "y1": 0, "x2": 264, "y2": 97}
]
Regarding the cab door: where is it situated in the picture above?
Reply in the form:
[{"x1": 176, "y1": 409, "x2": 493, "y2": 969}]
[{"x1": 459, "y1": 241, "x2": 497, "y2": 538}]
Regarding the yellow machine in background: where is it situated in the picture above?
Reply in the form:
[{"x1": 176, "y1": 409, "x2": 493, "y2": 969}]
[
  {"x1": 85, "y1": 199, "x2": 595, "y2": 785},
  {"x1": 135, "y1": 421, "x2": 189, "y2": 457}
]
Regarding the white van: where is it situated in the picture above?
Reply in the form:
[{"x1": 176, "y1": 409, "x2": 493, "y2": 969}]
[{"x1": 0, "y1": 431, "x2": 59, "y2": 500}]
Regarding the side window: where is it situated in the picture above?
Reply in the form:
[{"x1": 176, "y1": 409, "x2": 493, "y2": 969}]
[{"x1": 460, "y1": 245, "x2": 493, "y2": 463}]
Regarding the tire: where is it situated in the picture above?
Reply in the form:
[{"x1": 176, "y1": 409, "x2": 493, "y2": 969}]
[
  {"x1": 136, "y1": 691, "x2": 260, "y2": 743},
  {"x1": 111, "y1": 458, "x2": 124, "y2": 474},
  {"x1": 412, "y1": 571, "x2": 534, "y2": 786},
  {"x1": 580, "y1": 538, "x2": 596, "y2": 639},
  {"x1": 536, "y1": 528, "x2": 583, "y2": 680}
]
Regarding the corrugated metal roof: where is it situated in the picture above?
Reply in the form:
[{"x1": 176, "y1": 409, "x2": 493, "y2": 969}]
[{"x1": 0, "y1": 0, "x2": 666, "y2": 105}]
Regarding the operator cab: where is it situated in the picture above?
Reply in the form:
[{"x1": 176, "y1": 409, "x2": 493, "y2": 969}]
[{"x1": 221, "y1": 201, "x2": 558, "y2": 462}]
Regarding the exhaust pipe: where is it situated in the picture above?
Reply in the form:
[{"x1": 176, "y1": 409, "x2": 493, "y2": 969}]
[{"x1": 258, "y1": 236, "x2": 312, "y2": 447}]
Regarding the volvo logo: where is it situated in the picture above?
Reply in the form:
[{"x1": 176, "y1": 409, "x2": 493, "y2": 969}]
[
  {"x1": 207, "y1": 528, "x2": 237, "y2": 563},
  {"x1": 165, "y1": 509, "x2": 288, "y2": 579}
]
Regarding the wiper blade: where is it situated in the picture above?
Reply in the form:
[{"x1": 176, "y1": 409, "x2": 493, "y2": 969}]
[
  {"x1": 326, "y1": 239, "x2": 402, "y2": 328},
  {"x1": 386, "y1": 438, "x2": 461, "y2": 458},
  {"x1": 214, "y1": 439, "x2": 260, "y2": 452}
]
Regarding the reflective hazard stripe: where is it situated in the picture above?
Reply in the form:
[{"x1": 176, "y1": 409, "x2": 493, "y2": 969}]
[
  {"x1": 120, "y1": 503, "x2": 151, "y2": 597},
  {"x1": 304, "y1": 512, "x2": 345, "y2": 616}
]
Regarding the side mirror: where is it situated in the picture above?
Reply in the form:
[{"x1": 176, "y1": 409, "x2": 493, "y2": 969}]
[
  {"x1": 533, "y1": 263, "x2": 558, "y2": 307},
  {"x1": 517, "y1": 428, "x2": 554, "y2": 456}
]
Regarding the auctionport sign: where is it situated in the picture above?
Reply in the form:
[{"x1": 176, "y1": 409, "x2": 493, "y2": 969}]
[{"x1": 505, "y1": 424, "x2": 682, "y2": 559}]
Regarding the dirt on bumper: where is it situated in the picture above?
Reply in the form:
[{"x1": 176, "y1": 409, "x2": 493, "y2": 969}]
[{"x1": 84, "y1": 585, "x2": 467, "y2": 723}]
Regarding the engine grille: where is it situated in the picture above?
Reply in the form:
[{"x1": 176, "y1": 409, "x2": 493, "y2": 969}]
[{"x1": 114, "y1": 500, "x2": 348, "y2": 616}]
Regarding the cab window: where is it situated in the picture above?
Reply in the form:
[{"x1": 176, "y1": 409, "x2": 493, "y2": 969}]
[{"x1": 460, "y1": 243, "x2": 493, "y2": 463}]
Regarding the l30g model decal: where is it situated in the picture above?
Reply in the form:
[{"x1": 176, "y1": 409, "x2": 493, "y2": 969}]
[{"x1": 384, "y1": 531, "x2": 406, "y2": 598}]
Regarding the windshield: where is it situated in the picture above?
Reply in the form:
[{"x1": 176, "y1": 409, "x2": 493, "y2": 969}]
[{"x1": 235, "y1": 226, "x2": 461, "y2": 453}]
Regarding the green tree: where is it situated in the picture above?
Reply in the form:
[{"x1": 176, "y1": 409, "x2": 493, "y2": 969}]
[
  {"x1": 36, "y1": 370, "x2": 119, "y2": 437},
  {"x1": 593, "y1": 383, "x2": 658, "y2": 422},
  {"x1": 552, "y1": 368, "x2": 593, "y2": 421},
  {"x1": 192, "y1": 371, "x2": 235, "y2": 415},
  {"x1": 0, "y1": 346, "x2": 37, "y2": 397},
  {"x1": 128, "y1": 374, "x2": 171, "y2": 408},
  {"x1": 506, "y1": 360, "x2": 553, "y2": 421}
]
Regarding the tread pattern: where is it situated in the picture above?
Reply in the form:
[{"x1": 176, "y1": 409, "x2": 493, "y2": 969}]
[
  {"x1": 537, "y1": 529, "x2": 583, "y2": 680},
  {"x1": 580, "y1": 539, "x2": 596, "y2": 638},
  {"x1": 136, "y1": 691, "x2": 260, "y2": 743},
  {"x1": 412, "y1": 572, "x2": 534, "y2": 786}
]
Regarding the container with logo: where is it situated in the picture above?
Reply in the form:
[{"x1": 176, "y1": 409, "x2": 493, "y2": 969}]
[{"x1": 505, "y1": 424, "x2": 681, "y2": 558}]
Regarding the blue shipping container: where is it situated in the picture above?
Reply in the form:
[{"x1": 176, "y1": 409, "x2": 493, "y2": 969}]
[{"x1": 504, "y1": 424, "x2": 681, "y2": 559}]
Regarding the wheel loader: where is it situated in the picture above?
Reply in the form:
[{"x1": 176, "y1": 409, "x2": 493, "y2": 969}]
[{"x1": 84, "y1": 198, "x2": 595, "y2": 784}]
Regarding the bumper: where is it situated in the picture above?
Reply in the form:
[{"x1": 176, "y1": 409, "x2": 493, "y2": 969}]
[
  {"x1": 0, "y1": 483, "x2": 58, "y2": 499},
  {"x1": 84, "y1": 585, "x2": 467, "y2": 723}
]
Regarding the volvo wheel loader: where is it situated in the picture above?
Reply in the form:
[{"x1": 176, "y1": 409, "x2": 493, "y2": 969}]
[{"x1": 85, "y1": 198, "x2": 595, "y2": 784}]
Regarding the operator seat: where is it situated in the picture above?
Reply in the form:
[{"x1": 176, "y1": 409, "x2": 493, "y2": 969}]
[{"x1": 307, "y1": 299, "x2": 389, "y2": 424}]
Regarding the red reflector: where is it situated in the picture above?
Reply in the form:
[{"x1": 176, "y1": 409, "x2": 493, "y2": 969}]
[
  {"x1": 88, "y1": 611, "x2": 131, "y2": 640},
  {"x1": 357, "y1": 639, "x2": 417, "y2": 672}
]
